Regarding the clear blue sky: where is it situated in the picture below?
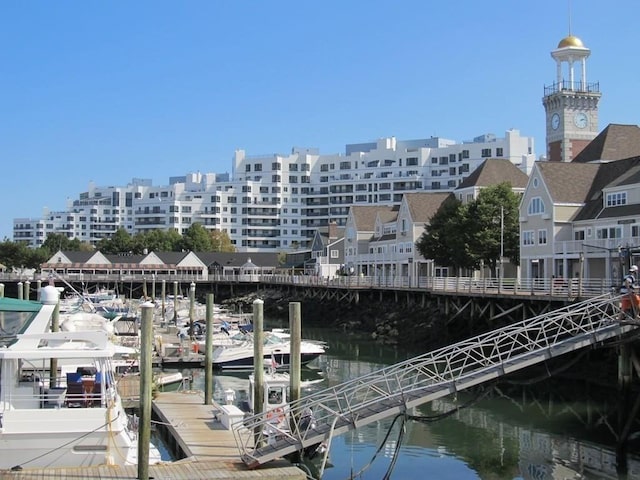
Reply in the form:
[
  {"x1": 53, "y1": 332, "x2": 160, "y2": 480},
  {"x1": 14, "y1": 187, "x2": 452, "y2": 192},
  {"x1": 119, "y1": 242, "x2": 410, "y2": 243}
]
[{"x1": 2, "y1": 0, "x2": 639, "y2": 240}]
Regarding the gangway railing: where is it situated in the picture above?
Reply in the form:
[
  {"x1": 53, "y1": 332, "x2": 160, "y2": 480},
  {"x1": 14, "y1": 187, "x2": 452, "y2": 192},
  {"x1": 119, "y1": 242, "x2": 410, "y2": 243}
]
[{"x1": 233, "y1": 293, "x2": 639, "y2": 468}]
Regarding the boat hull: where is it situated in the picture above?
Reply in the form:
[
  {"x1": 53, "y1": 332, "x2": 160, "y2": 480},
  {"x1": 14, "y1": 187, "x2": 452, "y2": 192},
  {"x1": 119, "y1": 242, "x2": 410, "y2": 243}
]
[
  {"x1": 213, "y1": 352, "x2": 322, "y2": 370},
  {"x1": 0, "y1": 407, "x2": 143, "y2": 469}
]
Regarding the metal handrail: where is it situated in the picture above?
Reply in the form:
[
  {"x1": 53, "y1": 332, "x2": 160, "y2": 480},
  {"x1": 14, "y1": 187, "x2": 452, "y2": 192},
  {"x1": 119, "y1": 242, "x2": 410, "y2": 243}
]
[{"x1": 233, "y1": 292, "x2": 637, "y2": 467}]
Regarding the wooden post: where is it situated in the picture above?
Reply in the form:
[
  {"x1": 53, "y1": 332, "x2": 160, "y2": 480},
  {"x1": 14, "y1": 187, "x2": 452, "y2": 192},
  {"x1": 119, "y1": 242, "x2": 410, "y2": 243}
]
[
  {"x1": 189, "y1": 282, "x2": 196, "y2": 339},
  {"x1": 204, "y1": 293, "x2": 214, "y2": 405},
  {"x1": 36, "y1": 280, "x2": 42, "y2": 301},
  {"x1": 289, "y1": 302, "x2": 301, "y2": 453},
  {"x1": 0, "y1": 283, "x2": 4, "y2": 298},
  {"x1": 24, "y1": 281, "x2": 30, "y2": 301},
  {"x1": 17, "y1": 282, "x2": 23, "y2": 300},
  {"x1": 151, "y1": 275, "x2": 156, "y2": 302},
  {"x1": 49, "y1": 297, "x2": 60, "y2": 389},
  {"x1": 142, "y1": 278, "x2": 148, "y2": 300},
  {"x1": 161, "y1": 280, "x2": 166, "y2": 325},
  {"x1": 252, "y1": 299, "x2": 264, "y2": 447},
  {"x1": 173, "y1": 281, "x2": 178, "y2": 324},
  {"x1": 137, "y1": 301, "x2": 154, "y2": 480},
  {"x1": 289, "y1": 302, "x2": 301, "y2": 404}
]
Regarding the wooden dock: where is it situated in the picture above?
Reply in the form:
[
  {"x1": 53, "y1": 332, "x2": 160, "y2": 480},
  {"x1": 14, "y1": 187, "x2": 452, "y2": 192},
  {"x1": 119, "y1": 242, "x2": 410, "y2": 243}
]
[{"x1": 0, "y1": 391, "x2": 305, "y2": 480}]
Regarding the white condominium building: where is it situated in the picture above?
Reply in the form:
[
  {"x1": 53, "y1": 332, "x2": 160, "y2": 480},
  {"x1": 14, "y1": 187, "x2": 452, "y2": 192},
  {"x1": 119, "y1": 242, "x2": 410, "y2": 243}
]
[{"x1": 13, "y1": 129, "x2": 535, "y2": 251}]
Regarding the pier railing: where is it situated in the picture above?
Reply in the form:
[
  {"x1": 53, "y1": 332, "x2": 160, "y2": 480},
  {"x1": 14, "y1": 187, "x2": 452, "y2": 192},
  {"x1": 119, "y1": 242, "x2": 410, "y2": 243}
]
[{"x1": 0, "y1": 272, "x2": 616, "y2": 299}]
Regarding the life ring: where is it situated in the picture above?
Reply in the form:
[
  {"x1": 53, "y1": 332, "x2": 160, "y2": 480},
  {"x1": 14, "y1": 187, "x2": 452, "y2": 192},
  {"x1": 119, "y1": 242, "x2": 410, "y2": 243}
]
[{"x1": 266, "y1": 407, "x2": 285, "y2": 424}]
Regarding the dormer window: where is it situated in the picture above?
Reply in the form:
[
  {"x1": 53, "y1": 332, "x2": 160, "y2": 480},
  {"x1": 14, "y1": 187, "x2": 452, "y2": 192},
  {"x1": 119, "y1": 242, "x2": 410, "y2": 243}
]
[{"x1": 606, "y1": 192, "x2": 627, "y2": 207}]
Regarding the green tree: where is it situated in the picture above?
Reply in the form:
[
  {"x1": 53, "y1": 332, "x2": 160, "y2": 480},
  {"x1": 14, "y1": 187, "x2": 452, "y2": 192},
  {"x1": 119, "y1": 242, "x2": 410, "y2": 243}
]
[
  {"x1": 415, "y1": 195, "x2": 477, "y2": 273},
  {"x1": 0, "y1": 240, "x2": 32, "y2": 270},
  {"x1": 97, "y1": 228, "x2": 133, "y2": 254},
  {"x1": 181, "y1": 223, "x2": 213, "y2": 252},
  {"x1": 42, "y1": 233, "x2": 81, "y2": 254},
  {"x1": 129, "y1": 229, "x2": 182, "y2": 253},
  {"x1": 466, "y1": 183, "x2": 521, "y2": 274},
  {"x1": 210, "y1": 229, "x2": 235, "y2": 252}
]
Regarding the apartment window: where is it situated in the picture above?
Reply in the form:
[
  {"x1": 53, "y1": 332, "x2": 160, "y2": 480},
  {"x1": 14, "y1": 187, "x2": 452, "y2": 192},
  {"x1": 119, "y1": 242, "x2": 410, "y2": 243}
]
[
  {"x1": 522, "y1": 231, "x2": 535, "y2": 246},
  {"x1": 320, "y1": 176, "x2": 329, "y2": 182},
  {"x1": 596, "y1": 226, "x2": 622, "y2": 239},
  {"x1": 449, "y1": 154, "x2": 456, "y2": 163},
  {"x1": 289, "y1": 164, "x2": 298, "y2": 172},
  {"x1": 439, "y1": 156, "x2": 448, "y2": 165},
  {"x1": 320, "y1": 164, "x2": 329, "y2": 172},
  {"x1": 255, "y1": 163, "x2": 262, "y2": 171},
  {"x1": 431, "y1": 181, "x2": 441, "y2": 190},
  {"x1": 340, "y1": 161, "x2": 351, "y2": 170},
  {"x1": 431, "y1": 157, "x2": 438, "y2": 164},
  {"x1": 462, "y1": 150, "x2": 470, "y2": 159},
  {"x1": 406, "y1": 157, "x2": 418, "y2": 166},
  {"x1": 301, "y1": 163, "x2": 310, "y2": 171},
  {"x1": 606, "y1": 191, "x2": 627, "y2": 207},
  {"x1": 574, "y1": 230, "x2": 585, "y2": 240},
  {"x1": 481, "y1": 148, "x2": 491, "y2": 157},
  {"x1": 272, "y1": 175, "x2": 281, "y2": 182},
  {"x1": 271, "y1": 162, "x2": 281, "y2": 170},
  {"x1": 633, "y1": 225, "x2": 640, "y2": 237},
  {"x1": 289, "y1": 176, "x2": 298, "y2": 183},
  {"x1": 245, "y1": 164, "x2": 251, "y2": 172},
  {"x1": 538, "y1": 229, "x2": 547, "y2": 245},
  {"x1": 527, "y1": 197, "x2": 545, "y2": 215},
  {"x1": 496, "y1": 147, "x2": 504, "y2": 157}
]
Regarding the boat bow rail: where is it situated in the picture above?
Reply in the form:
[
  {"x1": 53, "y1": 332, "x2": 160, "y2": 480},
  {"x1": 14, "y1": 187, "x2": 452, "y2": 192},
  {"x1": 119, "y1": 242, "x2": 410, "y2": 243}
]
[{"x1": 233, "y1": 293, "x2": 639, "y2": 468}]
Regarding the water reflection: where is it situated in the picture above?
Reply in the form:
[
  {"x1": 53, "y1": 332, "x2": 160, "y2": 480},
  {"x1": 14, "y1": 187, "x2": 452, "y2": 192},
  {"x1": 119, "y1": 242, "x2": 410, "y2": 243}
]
[{"x1": 172, "y1": 327, "x2": 640, "y2": 479}]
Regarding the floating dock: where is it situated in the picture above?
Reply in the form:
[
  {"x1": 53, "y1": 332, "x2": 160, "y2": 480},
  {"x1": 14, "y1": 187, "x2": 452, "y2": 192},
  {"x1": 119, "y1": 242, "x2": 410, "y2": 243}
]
[{"x1": 1, "y1": 391, "x2": 305, "y2": 480}]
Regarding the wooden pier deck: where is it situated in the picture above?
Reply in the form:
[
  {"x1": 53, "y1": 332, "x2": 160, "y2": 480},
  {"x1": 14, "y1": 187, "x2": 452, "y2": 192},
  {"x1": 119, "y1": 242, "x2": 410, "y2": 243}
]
[{"x1": 1, "y1": 391, "x2": 305, "y2": 480}]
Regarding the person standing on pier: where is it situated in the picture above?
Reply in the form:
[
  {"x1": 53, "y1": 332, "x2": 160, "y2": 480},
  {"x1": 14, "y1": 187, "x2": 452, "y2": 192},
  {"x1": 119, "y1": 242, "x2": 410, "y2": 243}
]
[{"x1": 620, "y1": 265, "x2": 640, "y2": 320}]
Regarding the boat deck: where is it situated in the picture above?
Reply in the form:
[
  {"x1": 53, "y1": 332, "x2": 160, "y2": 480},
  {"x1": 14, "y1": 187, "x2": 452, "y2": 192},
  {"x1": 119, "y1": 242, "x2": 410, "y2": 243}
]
[{"x1": 1, "y1": 391, "x2": 305, "y2": 480}]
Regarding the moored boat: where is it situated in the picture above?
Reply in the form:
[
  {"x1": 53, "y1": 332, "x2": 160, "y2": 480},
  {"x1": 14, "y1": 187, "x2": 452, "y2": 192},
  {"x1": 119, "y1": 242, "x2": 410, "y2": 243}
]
[
  {"x1": 0, "y1": 285, "x2": 161, "y2": 469},
  {"x1": 211, "y1": 331, "x2": 327, "y2": 370}
]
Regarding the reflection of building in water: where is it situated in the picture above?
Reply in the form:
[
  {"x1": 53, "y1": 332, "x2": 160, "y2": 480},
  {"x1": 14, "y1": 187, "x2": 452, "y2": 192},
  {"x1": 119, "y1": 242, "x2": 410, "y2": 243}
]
[{"x1": 431, "y1": 396, "x2": 640, "y2": 480}]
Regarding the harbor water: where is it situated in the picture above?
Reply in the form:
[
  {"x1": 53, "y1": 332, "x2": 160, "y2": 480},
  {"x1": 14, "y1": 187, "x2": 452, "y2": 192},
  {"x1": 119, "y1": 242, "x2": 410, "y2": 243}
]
[{"x1": 168, "y1": 327, "x2": 640, "y2": 479}]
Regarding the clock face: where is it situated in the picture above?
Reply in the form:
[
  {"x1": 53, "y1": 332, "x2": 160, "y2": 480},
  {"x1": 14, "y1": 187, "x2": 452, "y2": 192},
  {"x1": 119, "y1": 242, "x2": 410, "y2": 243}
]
[
  {"x1": 551, "y1": 113, "x2": 560, "y2": 130},
  {"x1": 574, "y1": 112, "x2": 588, "y2": 129}
]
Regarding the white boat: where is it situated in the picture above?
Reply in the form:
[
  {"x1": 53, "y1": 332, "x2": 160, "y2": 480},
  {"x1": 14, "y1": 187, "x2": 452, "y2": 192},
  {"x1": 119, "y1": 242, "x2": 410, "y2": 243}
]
[
  {"x1": 211, "y1": 331, "x2": 327, "y2": 370},
  {"x1": 0, "y1": 285, "x2": 161, "y2": 469}
]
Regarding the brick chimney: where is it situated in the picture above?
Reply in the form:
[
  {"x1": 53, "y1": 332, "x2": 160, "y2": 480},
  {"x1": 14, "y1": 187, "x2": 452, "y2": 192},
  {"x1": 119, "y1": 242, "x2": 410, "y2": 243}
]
[{"x1": 328, "y1": 221, "x2": 338, "y2": 240}]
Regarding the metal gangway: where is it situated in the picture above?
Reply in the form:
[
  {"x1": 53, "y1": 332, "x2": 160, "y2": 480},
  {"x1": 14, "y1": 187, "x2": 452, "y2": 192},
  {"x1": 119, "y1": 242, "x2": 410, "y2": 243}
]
[{"x1": 233, "y1": 293, "x2": 639, "y2": 468}]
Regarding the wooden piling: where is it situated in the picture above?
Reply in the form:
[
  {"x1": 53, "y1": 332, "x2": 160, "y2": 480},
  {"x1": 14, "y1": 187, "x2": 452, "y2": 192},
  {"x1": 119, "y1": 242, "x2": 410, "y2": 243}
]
[
  {"x1": 204, "y1": 293, "x2": 214, "y2": 405},
  {"x1": 253, "y1": 299, "x2": 264, "y2": 447},
  {"x1": 138, "y1": 301, "x2": 154, "y2": 480}
]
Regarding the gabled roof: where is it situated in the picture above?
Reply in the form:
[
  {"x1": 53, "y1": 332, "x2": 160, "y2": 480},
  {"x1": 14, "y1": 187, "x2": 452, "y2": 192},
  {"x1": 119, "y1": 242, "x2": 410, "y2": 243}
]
[
  {"x1": 574, "y1": 156, "x2": 640, "y2": 221},
  {"x1": 457, "y1": 158, "x2": 528, "y2": 189},
  {"x1": 195, "y1": 252, "x2": 280, "y2": 268},
  {"x1": 572, "y1": 124, "x2": 640, "y2": 163},
  {"x1": 402, "y1": 192, "x2": 453, "y2": 224},
  {"x1": 537, "y1": 155, "x2": 640, "y2": 221},
  {"x1": 536, "y1": 161, "x2": 600, "y2": 204},
  {"x1": 349, "y1": 205, "x2": 395, "y2": 231}
]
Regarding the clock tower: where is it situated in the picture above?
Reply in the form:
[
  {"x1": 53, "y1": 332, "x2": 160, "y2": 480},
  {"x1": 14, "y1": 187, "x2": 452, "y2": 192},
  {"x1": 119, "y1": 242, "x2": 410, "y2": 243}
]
[{"x1": 542, "y1": 34, "x2": 601, "y2": 162}]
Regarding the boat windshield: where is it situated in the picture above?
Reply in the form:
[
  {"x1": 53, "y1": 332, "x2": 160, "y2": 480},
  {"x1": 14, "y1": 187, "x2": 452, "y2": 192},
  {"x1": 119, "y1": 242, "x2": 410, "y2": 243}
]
[
  {"x1": 263, "y1": 333, "x2": 285, "y2": 346},
  {"x1": 0, "y1": 298, "x2": 42, "y2": 348}
]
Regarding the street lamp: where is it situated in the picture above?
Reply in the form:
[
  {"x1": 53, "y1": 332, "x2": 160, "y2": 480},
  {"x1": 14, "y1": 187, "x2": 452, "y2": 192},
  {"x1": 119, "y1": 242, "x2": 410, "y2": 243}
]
[{"x1": 500, "y1": 206, "x2": 504, "y2": 279}]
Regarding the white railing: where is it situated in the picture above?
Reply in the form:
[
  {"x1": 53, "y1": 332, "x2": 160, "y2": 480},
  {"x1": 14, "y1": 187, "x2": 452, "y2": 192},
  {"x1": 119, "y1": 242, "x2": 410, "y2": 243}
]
[{"x1": 0, "y1": 272, "x2": 616, "y2": 298}]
